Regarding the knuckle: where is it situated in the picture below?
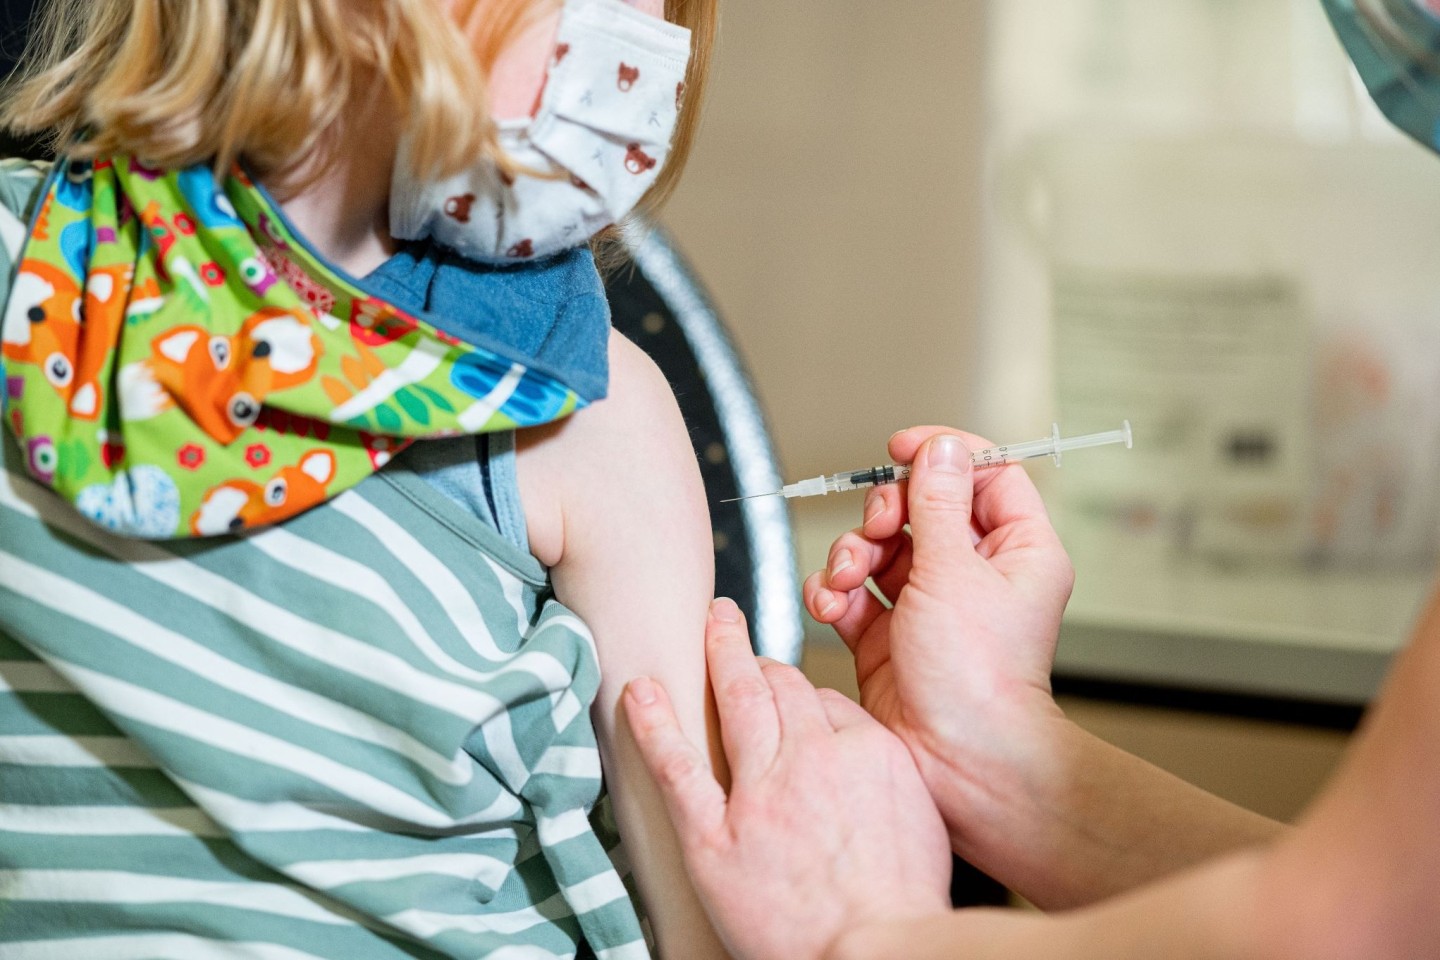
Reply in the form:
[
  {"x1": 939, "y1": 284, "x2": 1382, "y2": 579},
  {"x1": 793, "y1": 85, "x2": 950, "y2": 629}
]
[
  {"x1": 656, "y1": 752, "x2": 700, "y2": 791},
  {"x1": 630, "y1": 707, "x2": 666, "y2": 737},
  {"x1": 719, "y1": 674, "x2": 772, "y2": 707},
  {"x1": 759, "y1": 661, "x2": 804, "y2": 686},
  {"x1": 705, "y1": 626, "x2": 750, "y2": 657},
  {"x1": 691, "y1": 825, "x2": 731, "y2": 859},
  {"x1": 915, "y1": 484, "x2": 971, "y2": 514}
]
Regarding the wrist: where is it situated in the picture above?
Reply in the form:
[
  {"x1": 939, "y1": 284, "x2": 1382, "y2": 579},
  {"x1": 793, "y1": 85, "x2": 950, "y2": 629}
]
[
  {"x1": 911, "y1": 695, "x2": 1076, "y2": 867},
  {"x1": 824, "y1": 920, "x2": 885, "y2": 960},
  {"x1": 823, "y1": 904, "x2": 953, "y2": 960}
]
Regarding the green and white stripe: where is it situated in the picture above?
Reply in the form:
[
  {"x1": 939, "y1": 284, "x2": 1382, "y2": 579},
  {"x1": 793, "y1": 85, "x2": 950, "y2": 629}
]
[{"x1": 0, "y1": 161, "x2": 648, "y2": 960}]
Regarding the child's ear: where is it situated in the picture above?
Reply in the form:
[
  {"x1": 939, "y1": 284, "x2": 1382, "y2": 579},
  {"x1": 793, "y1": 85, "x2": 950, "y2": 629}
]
[{"x1": 301, "y1": 450, "x2": 337, "y2": 486}]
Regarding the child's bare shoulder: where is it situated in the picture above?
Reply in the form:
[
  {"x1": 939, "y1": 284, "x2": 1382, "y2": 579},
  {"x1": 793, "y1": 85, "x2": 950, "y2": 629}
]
[{"x1": 516, "y1": 329, "x2": 705, "y2": 569}]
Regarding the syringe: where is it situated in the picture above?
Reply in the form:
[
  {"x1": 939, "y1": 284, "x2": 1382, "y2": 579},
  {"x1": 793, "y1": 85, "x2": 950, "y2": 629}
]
[{"x1": 723, "y1": 420, "x2": 1132, "y2": 502}]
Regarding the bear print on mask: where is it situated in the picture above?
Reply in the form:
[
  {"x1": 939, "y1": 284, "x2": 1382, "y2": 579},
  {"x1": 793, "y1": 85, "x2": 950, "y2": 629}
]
[
  {"x1": 444, "y1": 193, "x2": 476, "y2": 224},
  {"x1": 618, "y1": 63, "x2": 640, "y2": 92},
  {"x1": 624, "y1": 144, "x2": 657, "y2": 175}
]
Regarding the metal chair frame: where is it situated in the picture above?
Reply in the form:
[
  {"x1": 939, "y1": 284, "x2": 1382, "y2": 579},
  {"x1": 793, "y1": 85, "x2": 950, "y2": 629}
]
[{"x1": 622, "y1": 224, "x2": 804, "y2": 666}]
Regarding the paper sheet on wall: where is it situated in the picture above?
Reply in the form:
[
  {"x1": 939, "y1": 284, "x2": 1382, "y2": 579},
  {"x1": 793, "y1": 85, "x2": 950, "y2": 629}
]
[
  {"x1": 1053, "y1": 269, "x2": 1312, "y2": 565},
  {"x1": 1054, "y1": 268, "x2": 1440, "y2": 569}
]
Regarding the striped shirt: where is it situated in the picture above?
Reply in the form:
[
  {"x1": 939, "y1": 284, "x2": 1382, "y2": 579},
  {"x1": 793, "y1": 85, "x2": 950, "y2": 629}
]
[{"x1": 0, "y1": 159, "x2": 649, "y2": 959}]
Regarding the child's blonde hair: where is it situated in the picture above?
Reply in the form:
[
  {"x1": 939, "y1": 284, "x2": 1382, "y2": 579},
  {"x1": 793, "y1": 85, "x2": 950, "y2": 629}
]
[{"x1": 0, "y1": 0, "x2": 716, "y2": 209}]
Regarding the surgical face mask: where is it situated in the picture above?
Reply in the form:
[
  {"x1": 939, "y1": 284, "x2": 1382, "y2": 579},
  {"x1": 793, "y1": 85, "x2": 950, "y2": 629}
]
[
  {"x1": 391, "y1": 0, "x2": 692, "y2": 263},
  {"x1": 1323, "y1": 0, "x2": 1440, "y2": 151}
]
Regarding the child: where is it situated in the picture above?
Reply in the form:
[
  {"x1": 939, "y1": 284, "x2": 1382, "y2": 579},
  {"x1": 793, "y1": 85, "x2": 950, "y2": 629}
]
[{"x1": 0, "y1": 1, "x2": 726, "y2": 958}]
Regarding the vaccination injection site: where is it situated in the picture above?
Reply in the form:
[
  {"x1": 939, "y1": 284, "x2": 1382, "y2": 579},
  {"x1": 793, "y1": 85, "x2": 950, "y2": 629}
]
[{"x1": 4, "y1": 0, "x2": 1440, "y2": 957}]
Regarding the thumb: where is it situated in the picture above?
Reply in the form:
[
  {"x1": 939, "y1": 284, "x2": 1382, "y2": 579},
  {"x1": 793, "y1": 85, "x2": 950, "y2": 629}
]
[{"x1": 906, "y1": 434, "x2": 977, "y2": 571}]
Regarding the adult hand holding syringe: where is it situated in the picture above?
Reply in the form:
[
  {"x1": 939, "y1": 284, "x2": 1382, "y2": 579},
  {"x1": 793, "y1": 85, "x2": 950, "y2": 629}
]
[{"x1": 723, "y1": 421, "x2": 1133, "y2": 502}]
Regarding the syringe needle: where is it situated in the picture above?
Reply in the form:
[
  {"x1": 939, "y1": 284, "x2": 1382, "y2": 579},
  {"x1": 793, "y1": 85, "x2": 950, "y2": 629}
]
[{"x1": 720, "y1": 492, "x2": 779, "y2": 503}]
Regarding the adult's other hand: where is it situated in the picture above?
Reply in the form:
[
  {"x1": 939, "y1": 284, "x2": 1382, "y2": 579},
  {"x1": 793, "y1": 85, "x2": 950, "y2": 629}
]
[{"x1": 623, "y1": 598, "x2": 951, "y2": 960}]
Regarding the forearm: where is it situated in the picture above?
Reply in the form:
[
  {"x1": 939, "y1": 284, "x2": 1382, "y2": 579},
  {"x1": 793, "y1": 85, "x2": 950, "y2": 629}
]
[
  {"x1": 828, "y1": 848, "x2": 1266, "y2": 960},
  {"x1": 866, "y1": 584, "x2": 1440, "y2": 960},
  {"x1": 593, "y1": 666, "x2": 729, "y2": 960},
  {"x1": 942, "y1": 711, "x2": 1283, "y2": 910}
]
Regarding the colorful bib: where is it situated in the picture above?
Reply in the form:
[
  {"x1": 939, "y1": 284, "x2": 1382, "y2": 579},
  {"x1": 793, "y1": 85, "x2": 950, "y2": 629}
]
[{"x1": 0, "y1": 157, "x2": 590, "y2": 539}]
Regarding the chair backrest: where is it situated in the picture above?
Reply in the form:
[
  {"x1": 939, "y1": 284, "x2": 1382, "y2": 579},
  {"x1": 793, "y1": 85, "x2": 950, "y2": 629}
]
[{"x1": 606, "y1": 223, "x2": 804, "y2": 665}]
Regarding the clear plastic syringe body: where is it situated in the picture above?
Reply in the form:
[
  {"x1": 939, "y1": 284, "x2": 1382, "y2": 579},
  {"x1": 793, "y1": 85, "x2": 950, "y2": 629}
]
[{"x1": 776, "y1": 421, "x2": 1132, "y2": 500}]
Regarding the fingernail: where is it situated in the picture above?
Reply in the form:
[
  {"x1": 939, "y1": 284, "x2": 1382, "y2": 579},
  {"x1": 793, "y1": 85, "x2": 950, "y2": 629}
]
[
  {"x1": 629, "y1": 676, "x2": 657, "y2": 705},
  {"x1": 888, "y1": 429, "x2": 906, "y2": 443},
  {"x1": 928, "y1": 435, "x2": 970, "y2": 473},
  {"x1": 830, "y1": 549, "x2": 853, "y2": 577},
  {"x1": 864, "y1": 496, "x2": 885, "y2": 526},
  {"x1": 816, "y1": 589, "x2": 838, "y2": 619},
  {"x1": 711, "y1": 597, "x2": 741, "y2": 622}
]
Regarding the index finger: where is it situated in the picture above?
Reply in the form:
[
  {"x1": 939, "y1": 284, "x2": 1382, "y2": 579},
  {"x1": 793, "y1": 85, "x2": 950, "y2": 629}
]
[
  {"x1": 624, "y1": 678, "x2": 728, "y2": 844},
  {"x1": 705, "y1": 598, "x2": 780, "y2": 782}
]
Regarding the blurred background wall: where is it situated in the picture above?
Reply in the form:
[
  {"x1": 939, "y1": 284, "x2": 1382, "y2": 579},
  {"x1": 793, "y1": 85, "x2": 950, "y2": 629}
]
[{"x1": 660, "y1": 0, "x2": 989, "y2": 586}]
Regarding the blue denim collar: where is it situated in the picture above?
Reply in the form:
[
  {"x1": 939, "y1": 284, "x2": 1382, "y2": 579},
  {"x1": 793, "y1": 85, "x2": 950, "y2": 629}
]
[{"x1": 364, "y1": 240, "x2": 611, "y2": 403}]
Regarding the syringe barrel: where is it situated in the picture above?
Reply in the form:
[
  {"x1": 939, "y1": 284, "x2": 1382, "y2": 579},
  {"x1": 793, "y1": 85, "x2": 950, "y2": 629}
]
[
  {"x1": 969, "y1": 438, "x2": 1055, "y2": 466},
  {"x1": 829, "y1": 464, "x2": 910, "y2": 493}
]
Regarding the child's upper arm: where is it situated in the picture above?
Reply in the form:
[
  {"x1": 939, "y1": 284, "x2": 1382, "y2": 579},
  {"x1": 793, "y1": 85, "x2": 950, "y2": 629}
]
[{"x1": 517, "y1": 329, "x2": 728, "y2": 959}]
